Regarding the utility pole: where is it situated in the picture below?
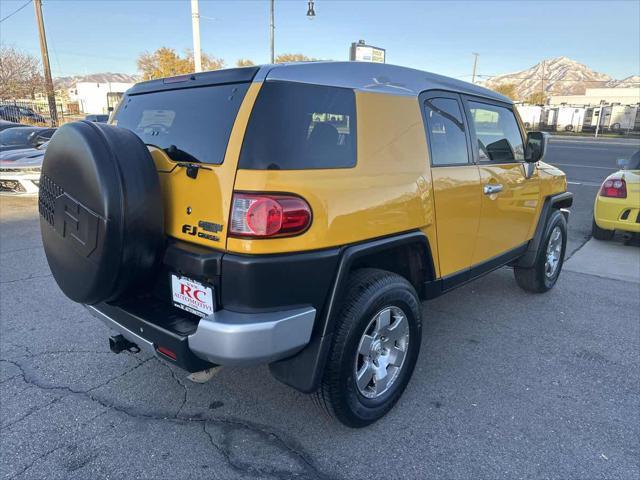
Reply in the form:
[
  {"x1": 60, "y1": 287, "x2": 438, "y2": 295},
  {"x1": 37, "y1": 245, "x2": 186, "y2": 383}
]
[
  {"x1": 594, "y1": 100, "x2": 606, "y2": 139},
  {"x1": 33, "y1": 0, "x2": 57, "y2": 127},
  {"x1": 471, "y1": 52, "x2": 479, "y2": 84},
  {"x1": 191, "y1": 0, "x2": 202, "y2": 72},
  {"x1": 270, "y1": 0, "x2": 275, "y2": 63}
]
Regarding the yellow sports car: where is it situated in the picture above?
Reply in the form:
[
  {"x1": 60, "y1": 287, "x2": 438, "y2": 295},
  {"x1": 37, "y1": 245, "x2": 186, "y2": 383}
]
[{"x1": 592, "y1": 150, "x2": 640, "y2": 240}]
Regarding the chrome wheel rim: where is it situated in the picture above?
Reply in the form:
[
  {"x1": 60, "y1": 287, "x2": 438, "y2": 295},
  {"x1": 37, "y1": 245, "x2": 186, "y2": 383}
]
[
  {"x1": 545, "y1": 226, "x2": 563, "y2": 278},
  {"x1": 354, "y1": 306, "x2": 410, "y2": 399}
]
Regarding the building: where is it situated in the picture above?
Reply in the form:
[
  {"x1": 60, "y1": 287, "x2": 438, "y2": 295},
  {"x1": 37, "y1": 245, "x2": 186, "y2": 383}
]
[
  {"x1": 549, "y1": 87, "x2": 640, "y2": 106},
  {"x1": 68, "y1": 81, "x2": 135, "y2": 114}
]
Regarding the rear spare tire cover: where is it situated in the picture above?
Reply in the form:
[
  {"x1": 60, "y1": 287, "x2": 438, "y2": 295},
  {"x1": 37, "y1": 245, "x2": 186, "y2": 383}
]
[{"x1": 39, "y1": 121, "x2": 164, "y2": 305}]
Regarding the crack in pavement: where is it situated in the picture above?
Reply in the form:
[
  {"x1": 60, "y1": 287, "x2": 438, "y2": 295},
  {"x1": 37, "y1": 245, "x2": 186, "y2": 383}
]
[
  {"x1": 7, "y1": 410, "x2": 113, "y2": 480},
  {"x1": 0, "y1": 273, "x2": 53, "y2": 285},
  {"x1": 159, "y1": 361, "x2": 189, "y2": 420},
  {"x1": 1, "y1": 395, "x2": 65, "y2": 432},
  {"x1": 2, "y1": 349, "x2": 336, "y2": 480}
]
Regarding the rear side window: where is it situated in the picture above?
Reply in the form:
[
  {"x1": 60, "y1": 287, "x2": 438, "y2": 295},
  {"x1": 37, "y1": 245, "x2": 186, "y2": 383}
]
[
  {"x1": 239, "y1": 81, "x2": 356, "y2": 170},
  {"x1": 468, "y1": 102, "x2": 524, "y2": 162},
  {"x1": 424, "y1": 97, "x2": 469, "y2": 166},
  {"x1": 114, "y1": 83, "x2": 250, "y2": 165}
]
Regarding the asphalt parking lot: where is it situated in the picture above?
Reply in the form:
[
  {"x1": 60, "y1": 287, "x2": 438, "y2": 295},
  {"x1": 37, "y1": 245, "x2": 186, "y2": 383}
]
[{"x1": 1, "y1": 136, "x2": 639, "y2": 480}]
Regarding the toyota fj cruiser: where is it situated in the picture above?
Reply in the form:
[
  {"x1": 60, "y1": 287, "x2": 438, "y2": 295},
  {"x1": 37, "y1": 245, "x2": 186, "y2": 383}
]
[{"x1": 39, "y1": 62, "x2": 572, "y2": 427}]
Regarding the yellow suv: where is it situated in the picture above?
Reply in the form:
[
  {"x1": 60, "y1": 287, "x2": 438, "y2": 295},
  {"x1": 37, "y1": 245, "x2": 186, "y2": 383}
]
[{"x1": 39, "y1": 62, "x2": 572, "y2": 427}]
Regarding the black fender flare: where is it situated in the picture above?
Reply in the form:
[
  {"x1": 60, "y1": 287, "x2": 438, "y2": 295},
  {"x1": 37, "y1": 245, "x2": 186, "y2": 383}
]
[
  {"x1": 514, "y1": 191, "x2": 573, "y2": 269},
  {"x1": 268, "y1": 231, "x2": 434, "y2": 393}
]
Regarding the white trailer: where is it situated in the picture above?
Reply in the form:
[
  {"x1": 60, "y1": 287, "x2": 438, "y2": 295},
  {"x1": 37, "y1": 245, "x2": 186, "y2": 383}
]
[
  {"x1": 515, "y1": 105, "x2": 543, "y2": 129},
  {"x1": 555, "y1": 106, "x2": 586, "y2": 132},
  {"x1": 541, "y1": 107, "x2": 558, "y2": 130},
  {"x1": 608, "y1": 105, "x2": 638, "y2": 131}
]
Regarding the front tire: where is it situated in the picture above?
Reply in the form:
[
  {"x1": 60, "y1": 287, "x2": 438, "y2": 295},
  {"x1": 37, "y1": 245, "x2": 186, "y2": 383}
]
[
  {"x1": 592, "y1": 218, "x2": 614, "y2": 241},
  {"x1": 315, "y1": 269, "x2": 422, "y2": 428},
  {"x1": 514, "y1": 211, "x2": 567, "y2": 293}
]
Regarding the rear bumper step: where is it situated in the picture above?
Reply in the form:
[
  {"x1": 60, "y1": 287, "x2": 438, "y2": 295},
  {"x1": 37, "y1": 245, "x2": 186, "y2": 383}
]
[
  {"x1": 87, "y1": 304, "x2": 213, "y2": 372},
  {"x1": 87, "y1": 303, "x2": 316, "y2": 370}
]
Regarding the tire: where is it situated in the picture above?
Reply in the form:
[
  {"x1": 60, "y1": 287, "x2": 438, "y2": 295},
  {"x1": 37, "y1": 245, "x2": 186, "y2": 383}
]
[
  {"x1": 315, "y1": 268, "x2": 422, "y2": 428},
  {"x1": 514, "y1": 211, "x2": 567, "y2": 293},
  {"x1": 39, "y1": 121, "x2": 164, "y2": 305},
  {"x1": 592, "y1": 218, "x2": 614, "y2": 241}
]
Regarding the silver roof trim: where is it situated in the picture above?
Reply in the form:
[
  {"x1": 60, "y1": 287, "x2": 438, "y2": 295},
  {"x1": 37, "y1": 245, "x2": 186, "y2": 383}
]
[{"x1": 255, "y1": 62, "x2": 510, "y2": 103}]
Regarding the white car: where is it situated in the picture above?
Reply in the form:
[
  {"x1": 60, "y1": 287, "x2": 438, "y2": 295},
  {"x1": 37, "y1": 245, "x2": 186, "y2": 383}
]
[{"x1": 0, "y1": 144, "x2": 46, "y2": 195}]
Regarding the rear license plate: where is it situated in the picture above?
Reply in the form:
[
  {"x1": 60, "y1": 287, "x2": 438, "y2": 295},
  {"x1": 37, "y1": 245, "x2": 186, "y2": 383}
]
[{"x1": 171, "y1": 275, "x2": 214, "y2": 317}]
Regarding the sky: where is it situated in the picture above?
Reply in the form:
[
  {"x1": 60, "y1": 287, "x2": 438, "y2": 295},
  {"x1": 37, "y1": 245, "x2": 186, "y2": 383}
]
[{"x1": 1, "y1": 0, "x2": 639, "y2": 80}]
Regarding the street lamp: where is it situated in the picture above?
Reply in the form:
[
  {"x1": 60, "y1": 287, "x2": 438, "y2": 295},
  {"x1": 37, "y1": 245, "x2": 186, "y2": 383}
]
[
  {"x1": 271, "y1": 1, "x2": 316, "y2": 63},
  {"x1": 307, "y1": 1, "x2": 316, "y2": 19}
]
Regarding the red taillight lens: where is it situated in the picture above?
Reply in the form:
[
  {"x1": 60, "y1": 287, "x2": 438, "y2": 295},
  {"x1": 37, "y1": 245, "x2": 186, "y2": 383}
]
[
  {"x1": 599, "y1": 178, "x2": 627, "y2": 198},
  {"x1": 230, "y1": 193, "x2": 312, "y2": 237},
  {"x1": 156, "y1": 346, "x2": 177, "y2": 360}
]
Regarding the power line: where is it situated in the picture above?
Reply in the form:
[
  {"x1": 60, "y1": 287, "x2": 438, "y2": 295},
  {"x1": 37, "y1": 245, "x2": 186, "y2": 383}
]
[{"x1": 0, "y1": 0, "x2": 32, "y2": 23}]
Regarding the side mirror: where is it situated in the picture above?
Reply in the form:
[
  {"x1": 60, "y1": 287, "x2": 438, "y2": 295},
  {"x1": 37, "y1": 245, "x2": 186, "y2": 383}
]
[
  {"x1": 616, "y1": 158, "x2": 628, "y2": 170},
  {"x1": 524, "y1": 131, "x2": 549, "y2": 163}
]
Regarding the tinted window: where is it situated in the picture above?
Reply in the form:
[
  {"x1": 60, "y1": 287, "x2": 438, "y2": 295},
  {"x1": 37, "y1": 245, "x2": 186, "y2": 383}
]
[
  {"x1": 114, "y1": 83, "x2": 250, "y2": 164},
  {"x1": 468, "y1": 102, "x2": 524, "y2": 162},
  {"x1": 239, "y1": 81, "x2": 356, "y2": 170},
  {"x1": 424, "y1": 97, "x2": 469, "y2": 166},
  {"x1": 0, "y1": 127, "x2": 41, "y2": 146}
]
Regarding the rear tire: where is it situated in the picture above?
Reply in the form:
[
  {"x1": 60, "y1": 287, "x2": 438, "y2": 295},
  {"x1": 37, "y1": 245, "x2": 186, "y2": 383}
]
[
  {"x1": 514, "y1": 211, "x2": 567, "y2": 293},
  {"x1": 591, "y1": 218, "x2": 614, "y2": 241},
  {"x1": 315, "y1": 269, "x2": 422, "y2": 428}
]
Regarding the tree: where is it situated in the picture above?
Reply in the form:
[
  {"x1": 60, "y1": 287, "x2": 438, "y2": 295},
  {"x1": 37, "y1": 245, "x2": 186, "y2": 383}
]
[
  {"x1": 275, "y1": 53, "x2": 315, "y2": 63},
  {"x1": 198, "y1": 51, "x2": 225, "y2": 72},
  {"x1": 526, "y1": 91, "x2": 547, "y2": 105},
  {"x1": 236, "y1": 59, "x2": 255, "y2": 67},
  {"x1": 492, "y1": 83, "x2": 518, "y2": 100},
  {"x1": 137, "y1": 47, "x2": 224, "y2": 80},
  {"x1": 0, "y1": 46, "x2": 44, "y2": 100}
]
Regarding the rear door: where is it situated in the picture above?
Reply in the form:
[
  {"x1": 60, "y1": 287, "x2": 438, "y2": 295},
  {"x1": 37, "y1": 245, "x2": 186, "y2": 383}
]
[
  {"x1": 422, "y1": 91, "x2": 482, "y2": 277},
  {"x1": 113, "y1": 71, "x2": 260, "y2": 250},
  {"x1": 462, "y1": 97, "x2": 540, "y2": 264}
]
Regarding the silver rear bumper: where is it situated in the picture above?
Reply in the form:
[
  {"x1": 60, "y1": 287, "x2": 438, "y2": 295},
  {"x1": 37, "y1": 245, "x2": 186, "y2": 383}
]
[
  {"x1": 188, "y1": 307, "x2": 316, "y2": 366},
  {"x1": 88, "y1": 304, "x2": 316, "y2": 367}
]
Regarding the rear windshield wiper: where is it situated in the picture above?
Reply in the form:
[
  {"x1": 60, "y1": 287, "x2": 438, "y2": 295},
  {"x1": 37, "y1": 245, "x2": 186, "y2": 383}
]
[
  {"x1": 163, "y1": 145, "x2": 211, "y2": 178},
  {"x1": 164, "y1": 144, "x2": 201, "y2": 164}
]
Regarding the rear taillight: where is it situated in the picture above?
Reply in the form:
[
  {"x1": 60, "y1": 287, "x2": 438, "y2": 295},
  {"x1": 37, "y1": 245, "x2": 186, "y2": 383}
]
[
  {"x1": 600, "y1": 178, "x2": 627, "y2": 198},
  {"x1": 230, "y1": 193, "x2": 312, "y2": 237}
]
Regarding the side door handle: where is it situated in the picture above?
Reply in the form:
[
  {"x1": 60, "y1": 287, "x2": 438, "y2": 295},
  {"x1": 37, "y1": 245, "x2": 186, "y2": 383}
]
[{"x1": 483, "y1": 184, "x2": 503, "y2": 195}]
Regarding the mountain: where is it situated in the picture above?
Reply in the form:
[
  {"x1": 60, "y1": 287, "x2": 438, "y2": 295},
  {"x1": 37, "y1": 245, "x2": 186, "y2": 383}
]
[
  {"x1": 483, "y1": 56, "x2": 614, "y2": 101},
  {"x1": 54, "y1": 73, "x2": 138, "y2": 90},
  {"x1": 606, "y1": 75, "x2": 640, "y2": 88}
]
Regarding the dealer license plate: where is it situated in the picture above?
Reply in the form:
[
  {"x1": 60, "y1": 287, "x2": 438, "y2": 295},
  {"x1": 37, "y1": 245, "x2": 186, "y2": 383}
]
[{"x1": 171, "y1": 275, "x2": 214, "y2": 317}]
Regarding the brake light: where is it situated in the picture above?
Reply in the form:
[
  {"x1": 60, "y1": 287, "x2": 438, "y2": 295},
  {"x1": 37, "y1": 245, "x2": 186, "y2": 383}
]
[
  {"x1": 600, "y1": 178, "x2": 627, "y2": 198},
  {"x1": 230, "y1": 193, "x2": 312, "y2": 237}
]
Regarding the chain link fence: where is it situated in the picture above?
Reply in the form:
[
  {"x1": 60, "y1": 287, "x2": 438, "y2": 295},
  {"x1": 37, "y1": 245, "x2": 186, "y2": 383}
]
[{"x1": 0, "y1": 99, "x2": 85, "y2": 127}]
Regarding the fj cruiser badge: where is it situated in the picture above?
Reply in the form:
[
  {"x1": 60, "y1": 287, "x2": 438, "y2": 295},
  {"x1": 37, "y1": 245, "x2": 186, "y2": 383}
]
[{"x1": 182, "y1": 223, "x2": 220, "y2": 242}]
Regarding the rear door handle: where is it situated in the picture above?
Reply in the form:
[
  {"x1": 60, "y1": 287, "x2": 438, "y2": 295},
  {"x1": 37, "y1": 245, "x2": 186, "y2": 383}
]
[{"x1": 483, "y1": 184, "x2": 503, "y2": 195}]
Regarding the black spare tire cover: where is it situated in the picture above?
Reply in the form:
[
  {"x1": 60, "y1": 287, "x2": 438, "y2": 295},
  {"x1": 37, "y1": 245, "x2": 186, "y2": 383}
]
[{"x1": 39, "y1": 121, "x2": 164, "y2": 305}]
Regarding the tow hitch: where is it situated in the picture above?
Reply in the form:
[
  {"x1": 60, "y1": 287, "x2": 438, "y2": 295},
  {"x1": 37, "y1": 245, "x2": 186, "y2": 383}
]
[{"x1": 109, "y1": 335, "x2": 141, "y2": 354}]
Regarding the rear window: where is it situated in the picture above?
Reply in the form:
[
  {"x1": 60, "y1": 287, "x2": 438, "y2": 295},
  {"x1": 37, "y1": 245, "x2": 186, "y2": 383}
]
[
  {"x1": 239, "y1": 81, "x2": 356, "y2": 170},
  {"x1": 113, "y1": 83, "x2": 250, "y2": 165}
]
